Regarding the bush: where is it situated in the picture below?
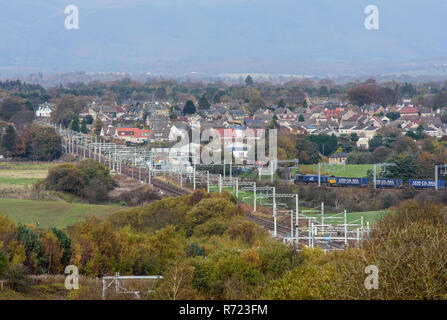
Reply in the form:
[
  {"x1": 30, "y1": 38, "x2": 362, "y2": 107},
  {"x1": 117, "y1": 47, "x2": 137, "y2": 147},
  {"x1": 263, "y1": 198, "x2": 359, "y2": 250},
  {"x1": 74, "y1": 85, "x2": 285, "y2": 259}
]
[
  {"x1": 44, "y1": 160, "x2": 116, "y2": 202},
  {"x1": 6, "y1": 265, "x2": 31, "y2": 292},
  {"x1": 45, "y1": 164, "x2": 86, "y2": 196},
  {"x1": 0, "y1": 250, "x2": 8, "y2": 277},
  {"x1": 118, "y1": 184, "x2": 161, "y2": 206}
]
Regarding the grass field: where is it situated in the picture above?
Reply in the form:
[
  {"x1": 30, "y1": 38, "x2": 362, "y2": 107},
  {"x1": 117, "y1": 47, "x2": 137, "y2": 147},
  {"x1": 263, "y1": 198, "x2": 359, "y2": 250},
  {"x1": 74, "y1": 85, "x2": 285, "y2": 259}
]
[
  {"x1": 0, "y1": 198, "x2": 123, "y2": 229},
  {"x1": 209, "y1": 185, "x2": 387, "y2": 225},
  {"x1": 299, "y1": 210, "x2": 387, "y2": 226},
  {"x1": 0, "y1": 162, "x2": 57, "y2": 188},
  {"x1": 294, "y1": 164, "x2": 374, "y2": 178}
]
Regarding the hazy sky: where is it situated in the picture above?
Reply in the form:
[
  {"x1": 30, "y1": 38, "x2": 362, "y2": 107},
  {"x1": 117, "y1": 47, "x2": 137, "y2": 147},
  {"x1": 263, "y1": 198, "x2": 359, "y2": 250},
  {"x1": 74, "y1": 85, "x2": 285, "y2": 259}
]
[{"x1": 1, "y1": 0, "x2": 447, "y2": 76}]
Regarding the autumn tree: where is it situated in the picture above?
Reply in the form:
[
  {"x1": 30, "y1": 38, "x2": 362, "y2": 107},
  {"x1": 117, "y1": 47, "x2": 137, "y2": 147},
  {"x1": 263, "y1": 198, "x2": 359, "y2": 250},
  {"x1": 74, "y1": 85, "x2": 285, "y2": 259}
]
[
  {"x1": 296, "y1": 137, "x2": 320, "y2": 164},
  {"x1": 0, "y1": 97, "x2": 26, "y2": 121},
  {"x1": 26, "y1": 125, "x2": 62, "y2": 161},
  {"x1": 156, "y1": 261, "x2": 196, "y2": 300},
  {"x1": 93, "y1": 118, "x2": 103, "y2": 136}
]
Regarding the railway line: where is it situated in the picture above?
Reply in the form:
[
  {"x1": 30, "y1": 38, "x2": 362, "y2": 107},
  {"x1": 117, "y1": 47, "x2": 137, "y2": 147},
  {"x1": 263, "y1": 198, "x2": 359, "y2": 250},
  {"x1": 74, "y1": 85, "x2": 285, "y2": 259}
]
[
  {"x1": 119, "y1": 163, "x2": 189, "y2": 197},
  {"x1": 246, "y1": 213, "x2": 344, "y2": 250},
  {"x1": 55, "y1": 130, "x2": 350, "y2": 250}
]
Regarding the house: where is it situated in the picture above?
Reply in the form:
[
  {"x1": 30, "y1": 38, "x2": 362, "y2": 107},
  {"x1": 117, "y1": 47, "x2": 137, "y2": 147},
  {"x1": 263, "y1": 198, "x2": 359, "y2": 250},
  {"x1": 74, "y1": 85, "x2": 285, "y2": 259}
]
[
  {"x1": 357, "y1": 137, "x2": 369, "y2": 150},
  {"x1": 227, "y1": 109, "x2": 248, "y2": 122},
  {"x1": 35, "y1": 103, "x2": 54, "y2": 118},
  {"x1": 151, "y1": 127, "x2": 171, "y2": 142},
  {"x1": 145, "y1": 103, "x2": 170, "y2": 118},
  {"x1": 100, "y1": 125, "x2": 116, "y2": 137},
  {"x1": 115, "y1": 128, "x2": 152, "y2": 144},
  {"x1": 275, "y1": 108, "x2": 298, "y2": 121},
  {"x1": 398, "y1": 107, "x2": 419, "y2": 117},
  {"x1": 329, "y1": 153, "x2": 349, "y2": 165}
]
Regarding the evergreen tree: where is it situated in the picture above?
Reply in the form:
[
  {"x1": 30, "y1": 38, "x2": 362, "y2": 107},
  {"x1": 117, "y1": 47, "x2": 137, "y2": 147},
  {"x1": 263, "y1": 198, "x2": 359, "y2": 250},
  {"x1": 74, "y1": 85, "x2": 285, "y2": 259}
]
[
  {"x1": 183, "y1": 100, "x2": 197, "y2": 115},
  {"x1": 1, "y1": 125, "x2": 16, "y2": 153},
  {"x1": 278, "y1": 98, "x2": 286, "y2": 109},
  {"x1": 80, "y1": 119, "x2": 88, "y2": 134},
  {"x1": 68, "y1": 115, "x2": 80, "y2": 132},
  {"x1": 198, "y1": 95, "x2": 211, "y2": 110},
  {"x1": 302, "y1": 100, "x2": 308, "y2": 109},
  {"x1": 245, "y1": 75, "x2": 254, "y2": 86}
]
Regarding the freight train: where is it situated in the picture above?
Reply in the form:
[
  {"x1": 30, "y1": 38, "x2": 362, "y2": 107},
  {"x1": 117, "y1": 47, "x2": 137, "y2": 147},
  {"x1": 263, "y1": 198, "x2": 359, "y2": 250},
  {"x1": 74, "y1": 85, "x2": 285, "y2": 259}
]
[{"x1": 294, "y1": 174, "x2": 445, "y2": 189}]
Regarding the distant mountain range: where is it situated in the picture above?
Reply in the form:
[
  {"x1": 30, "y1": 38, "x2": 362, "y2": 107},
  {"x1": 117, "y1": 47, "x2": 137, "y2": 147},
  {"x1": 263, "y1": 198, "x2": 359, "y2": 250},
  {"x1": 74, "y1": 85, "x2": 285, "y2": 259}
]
[{"x1": 1, "y1": 0, "x2": 447, "y2": 77}]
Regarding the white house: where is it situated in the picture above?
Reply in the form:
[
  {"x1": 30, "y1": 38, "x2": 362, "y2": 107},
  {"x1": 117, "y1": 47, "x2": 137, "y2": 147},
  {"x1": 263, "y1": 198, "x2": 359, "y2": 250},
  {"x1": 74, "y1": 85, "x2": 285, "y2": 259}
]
[{"x1": 35, "y1": 103, "x2": 54, "y2": 118}]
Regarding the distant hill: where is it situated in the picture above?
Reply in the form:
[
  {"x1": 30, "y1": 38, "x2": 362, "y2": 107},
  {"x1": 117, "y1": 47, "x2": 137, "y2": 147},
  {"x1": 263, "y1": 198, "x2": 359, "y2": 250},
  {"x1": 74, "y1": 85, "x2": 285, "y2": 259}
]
[{"x1": 1, "y1": 0, "x2": 447, "y2": 76}]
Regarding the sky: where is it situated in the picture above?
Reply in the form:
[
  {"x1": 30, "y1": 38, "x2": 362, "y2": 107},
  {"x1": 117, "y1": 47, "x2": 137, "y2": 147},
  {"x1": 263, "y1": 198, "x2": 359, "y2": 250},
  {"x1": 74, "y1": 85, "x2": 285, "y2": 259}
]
[{"x1": 1, "y1": 0, "x2": 447, "y2": 77}]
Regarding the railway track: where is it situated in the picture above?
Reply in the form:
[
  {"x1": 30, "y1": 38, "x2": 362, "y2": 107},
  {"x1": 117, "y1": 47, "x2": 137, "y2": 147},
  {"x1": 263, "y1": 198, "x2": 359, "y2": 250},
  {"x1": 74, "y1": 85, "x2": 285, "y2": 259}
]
[
  {"x1": 119, "y1": 163, "x2": 189, "y2": 197},
  {"x1": 57, "y1": 134, "x2": 345, "y2": 249},
  {"x1": 246, "y1": 213, "x2": 291, "y2": 238},
  {"x1": 61, "y1": 138, "x2": 190, "y2": 197},
  {"x1": 246, "y1": 213, "x2": 345, "y2": 250}
]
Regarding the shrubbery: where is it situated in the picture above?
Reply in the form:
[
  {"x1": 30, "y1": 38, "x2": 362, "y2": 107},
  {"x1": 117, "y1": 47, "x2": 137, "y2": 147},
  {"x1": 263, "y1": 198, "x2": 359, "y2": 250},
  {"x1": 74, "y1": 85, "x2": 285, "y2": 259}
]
[
  {"x1": 44, "y1": 159, "x2": 115, "y2": 203},
  {"x1": 1, "y1": 191, "x2": 446, "y2": 299}
]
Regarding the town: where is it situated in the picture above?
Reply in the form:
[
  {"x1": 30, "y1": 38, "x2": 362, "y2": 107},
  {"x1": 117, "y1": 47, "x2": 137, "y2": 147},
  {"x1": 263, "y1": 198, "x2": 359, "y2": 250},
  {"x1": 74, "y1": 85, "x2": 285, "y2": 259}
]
[{"x1": 1, "y1": 0, "x2": 447, "y2": 308}]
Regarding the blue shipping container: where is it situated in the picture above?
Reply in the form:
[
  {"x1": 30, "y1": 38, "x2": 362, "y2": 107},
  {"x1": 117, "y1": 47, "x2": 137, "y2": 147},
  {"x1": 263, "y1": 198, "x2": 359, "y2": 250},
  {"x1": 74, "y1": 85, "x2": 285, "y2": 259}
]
[
  {"x1": 334, "y1": 177, "x2": 368, "y2": 186},
  {"x1": 375, "y1": 179, "x2": 403, "y2": 187},
  {"x1": 409, "y1": 179, "x2": 445, "y2": 188}
]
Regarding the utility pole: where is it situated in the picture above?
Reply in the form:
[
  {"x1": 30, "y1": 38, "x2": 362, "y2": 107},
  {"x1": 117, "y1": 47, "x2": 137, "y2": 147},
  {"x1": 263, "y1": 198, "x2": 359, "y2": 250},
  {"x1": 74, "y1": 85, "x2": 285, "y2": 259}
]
[
  {"x1": 318, "y1": 163, "x2": 321, "y2": 187},
  {"x1": 290, "y1": 210, "x2": 294, "y2": 242},
  {"x1": 253, "y1": 183, "x2": 257, "y2": 213},
  {"x1": 344, "y1": 210, "x2": 348, "y2": 246},
  {"x1": 273, "y1": 187, "x2": 277, "y2": 238},
  {"x1": 373, "y1": 164, "x2": 377, "y2": 189},
  {"x1": 207, "y1": 171, "x2": 210, "y2": 193},
  {"x1": 295, "y1": 194, "x2": 299, "y2": 227},
  {"x1": 235, "y1": 178, "x2": 239, "y2": 200},
  {"x1": 230, "y1": 161, "x2": 232, "y2": 180},
  {"x1": 435, "y1": 165, "x2": 439, "y2": 191},
  {"x1": 193, "y1": 162, "x2": 196, "y2": 190},
  {"x1": 321, "y1": 202, "x2": 324, "y2": 235}
]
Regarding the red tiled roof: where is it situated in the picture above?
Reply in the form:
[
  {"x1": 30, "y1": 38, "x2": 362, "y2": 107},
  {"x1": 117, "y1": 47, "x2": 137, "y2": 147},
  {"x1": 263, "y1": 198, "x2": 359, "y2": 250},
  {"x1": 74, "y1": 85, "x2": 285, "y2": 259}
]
[
  {"x1": 399, "y1": 107, "x2": 419, "y2": 114},
  {"x1": 116, "y1": 128, "x2": 152, "y2": 138}
]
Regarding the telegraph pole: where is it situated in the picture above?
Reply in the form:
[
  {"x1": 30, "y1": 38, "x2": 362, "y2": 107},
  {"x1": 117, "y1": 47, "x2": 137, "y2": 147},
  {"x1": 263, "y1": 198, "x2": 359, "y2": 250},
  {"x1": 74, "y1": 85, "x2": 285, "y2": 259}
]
[
  {"x1": 253, "y1": 183, "x2": 257, "y2": 212},
  {"x1": 435, "y1": 165, "x2": 439, "y2": 191},
  {"x1": 273, "y1": 187, "x2": 277, "y2": 238},
  {"x1": 318, "y1": 163, "x2": 321, "y2": 187}
]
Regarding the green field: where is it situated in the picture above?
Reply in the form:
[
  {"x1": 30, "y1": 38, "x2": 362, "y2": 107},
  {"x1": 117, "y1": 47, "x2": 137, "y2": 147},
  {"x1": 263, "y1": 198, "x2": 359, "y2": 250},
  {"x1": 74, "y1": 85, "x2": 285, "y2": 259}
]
[
  {"x1": 209, "y1": 185, "x2": 387, "y2": 225},
  {"x1": 299, "y1": 210, "x2": 387, "y2": 226},
  {"x1": 0, "y1": 162, "x2": 58, "y2": 188},
  {"x1": 294, "y1": 164, "x2": 373, "y2": 178},
  {"x1": 0, "y1": 198, "x2": 123, "y2": 229}
]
